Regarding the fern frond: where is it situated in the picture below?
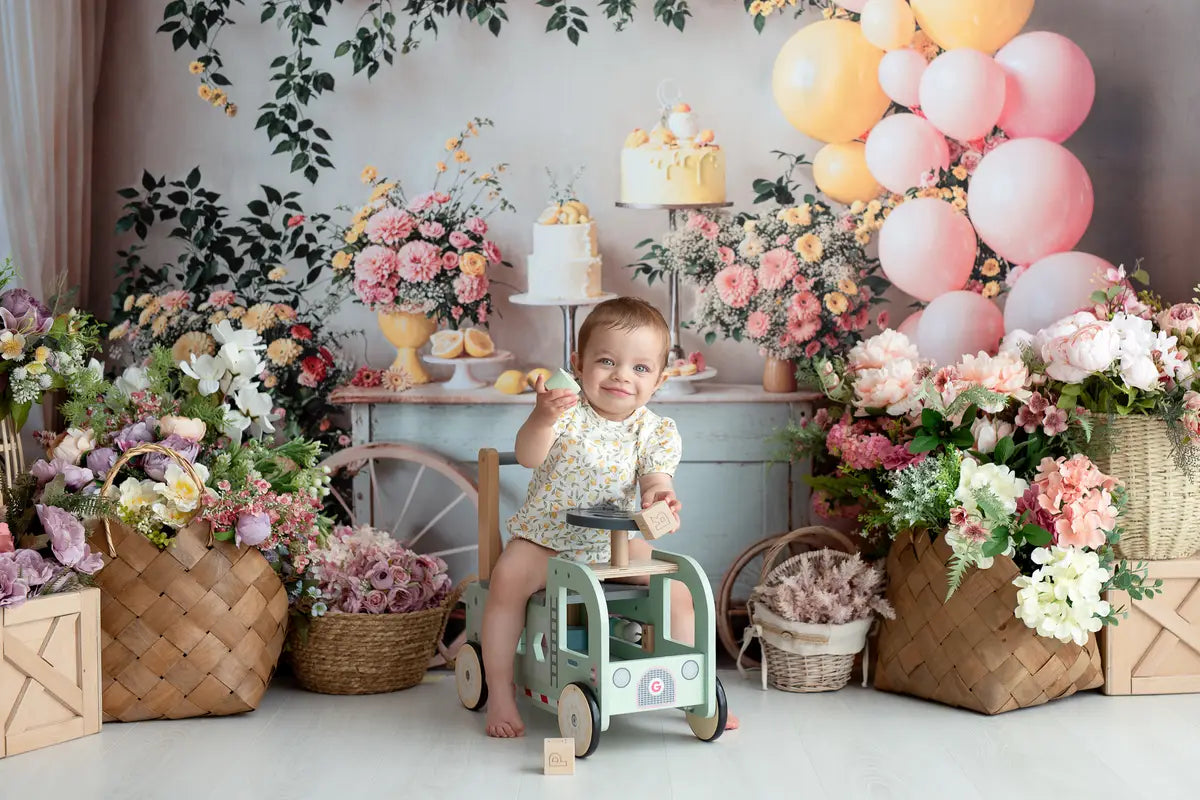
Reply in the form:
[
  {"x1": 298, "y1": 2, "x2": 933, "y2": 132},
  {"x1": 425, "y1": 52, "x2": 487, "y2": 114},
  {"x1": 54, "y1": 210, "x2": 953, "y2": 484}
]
[{"x1": 945, "y1": 549, "x2": 971, "y2": 601}]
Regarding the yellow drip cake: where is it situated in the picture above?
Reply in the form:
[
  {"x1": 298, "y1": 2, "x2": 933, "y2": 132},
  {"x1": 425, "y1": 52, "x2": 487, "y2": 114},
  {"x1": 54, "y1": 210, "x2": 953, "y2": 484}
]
[{"x1": 620, "y1": 102, "x2": 725, "y2": 206}]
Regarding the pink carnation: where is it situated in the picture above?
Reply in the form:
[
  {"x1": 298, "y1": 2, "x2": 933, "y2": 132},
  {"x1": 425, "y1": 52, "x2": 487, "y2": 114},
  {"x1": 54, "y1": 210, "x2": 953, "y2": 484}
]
[
  {"x1": 466, "y1": 217, "x2": 488, "y2": 236},
  {"x1": 746, "y1": 310, "x2": 770, "y2": 339},
  {"x1": 354, "y1": 245, "x2": 400, "y2": 285},
  {"x1": 453, "y1": 273, "x2": 489, "y2": 304},
  {"x1": 483, "y1": 240, "x2": 502, "y2": 264},
  {"x1": 757, "y1": 248, "x2": 799, "y2": 291},
  {"x1": 365, "y1": 206, "x2": 416, "y2": 245},
  {"x1": 434, "y1": 192, "x2": 451, "y2": 204},
  {"x1": 714, "y1": 265, "x2": 757, "y2": 309},
  {"x1": 407, "y1": 192, "x2": 437, "y2": 213},
  {"x1": 396, "y1": 240, "x2": 442, "y2": 283},
  {"x1": 418, "y1": 220, "x2": 446, "y2": 239},
  {"x1": 449, "y1": 231, "x2": 473, "y2": 250}
]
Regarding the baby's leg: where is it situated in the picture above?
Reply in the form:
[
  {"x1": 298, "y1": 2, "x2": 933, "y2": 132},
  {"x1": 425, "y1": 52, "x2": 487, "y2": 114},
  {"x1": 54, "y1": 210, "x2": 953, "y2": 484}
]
[{"x1": 480, "y1": 537, "x2": 554, "y2": 738}]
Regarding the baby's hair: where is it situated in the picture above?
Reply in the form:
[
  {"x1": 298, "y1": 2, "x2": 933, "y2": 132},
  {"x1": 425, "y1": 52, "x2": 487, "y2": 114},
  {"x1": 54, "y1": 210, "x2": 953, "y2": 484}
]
[{"x1": 576, "y1": 297, "x2": 671, "y2": 369}]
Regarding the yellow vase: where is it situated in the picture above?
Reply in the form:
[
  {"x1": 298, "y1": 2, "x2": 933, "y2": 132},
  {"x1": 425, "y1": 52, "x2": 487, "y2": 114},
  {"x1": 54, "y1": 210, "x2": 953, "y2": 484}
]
[{"x1": 378, "y1": 310, "x2": 437, "y2": 385}]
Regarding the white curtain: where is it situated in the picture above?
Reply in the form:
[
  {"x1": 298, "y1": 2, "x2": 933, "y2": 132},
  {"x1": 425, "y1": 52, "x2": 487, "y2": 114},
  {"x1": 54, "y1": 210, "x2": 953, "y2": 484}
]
[{"x1": 0, "y1": 0, "x2": 107, "y2": 301}]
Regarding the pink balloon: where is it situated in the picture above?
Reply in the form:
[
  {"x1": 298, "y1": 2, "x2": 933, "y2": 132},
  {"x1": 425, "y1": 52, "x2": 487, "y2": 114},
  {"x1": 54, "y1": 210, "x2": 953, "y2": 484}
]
[
  {"x1": 1003, "y1": 251, "x2": 1112, "y2": 334},
  {"x1": 996, "y1": 32, "x2": 1096, "y2": 142},
  {"x1": 967, "y1": 138, "x2": 1094, "y2": 265},
  {"x1": 917, "y1": 291, "x2": 1005, "y2": 366},
  {"x1": 918, "y1": 48, "x2": 1007, "y2": 142},
  {"x1": 864, "y1": 113, "x2": 950, "y2": 194},
  {"x1": 878, "y1": 198, "x2": 977, "y2": 302},
  {"x1": 897, "y1": 310, "x2": 924, "y2": 338},
  {"x1": 878, "y1": 48, "x2": 928, "y2": 107}
]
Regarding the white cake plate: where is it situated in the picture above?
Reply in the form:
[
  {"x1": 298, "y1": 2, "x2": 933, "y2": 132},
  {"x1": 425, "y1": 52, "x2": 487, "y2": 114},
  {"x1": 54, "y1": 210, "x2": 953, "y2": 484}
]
[
  {"x1": 421, "y1": 350, "x2": 513, "y2": 390},
  {"x1": 656, "y1": 367, "x2": 718, "y2": 396}
]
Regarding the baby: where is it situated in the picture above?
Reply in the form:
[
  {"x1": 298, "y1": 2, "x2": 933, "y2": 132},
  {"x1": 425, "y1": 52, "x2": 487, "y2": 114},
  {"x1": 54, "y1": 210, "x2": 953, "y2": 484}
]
[{"x1": 481, "y1": 296, "x2": 692, "y2": 738}]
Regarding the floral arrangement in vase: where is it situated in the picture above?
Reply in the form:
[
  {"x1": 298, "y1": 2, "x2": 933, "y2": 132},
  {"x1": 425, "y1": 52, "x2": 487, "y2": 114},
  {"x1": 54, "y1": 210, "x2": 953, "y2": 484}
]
[
  {"x1": 330, "y1": 118, "x2": 513, "y2": 386},
  {"x1": 0, "y1": 259, "x2": 102, "y2": 430},
  {"x1": 293, "y1": 524, "x2": 451, "y2": 619}
]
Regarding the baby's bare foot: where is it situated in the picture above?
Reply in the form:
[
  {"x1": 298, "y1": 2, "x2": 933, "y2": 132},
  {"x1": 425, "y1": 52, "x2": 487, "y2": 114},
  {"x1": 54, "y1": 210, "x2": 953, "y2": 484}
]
[{"x1": 485, "y1": 693, "x2": 526, "y2": 738}]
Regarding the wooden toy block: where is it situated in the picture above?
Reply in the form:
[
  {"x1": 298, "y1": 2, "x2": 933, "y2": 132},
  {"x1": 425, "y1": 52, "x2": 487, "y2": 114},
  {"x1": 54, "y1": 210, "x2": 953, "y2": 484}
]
[
  {"x1": 634, "y1": 500, "x2": 678, "y2": 540},
  {"x1": 544, "y1": 737, "x2": 575, "y2": 775},
  {"x1": 543, "y1": 368, "x2": 580, "y2": 394}
]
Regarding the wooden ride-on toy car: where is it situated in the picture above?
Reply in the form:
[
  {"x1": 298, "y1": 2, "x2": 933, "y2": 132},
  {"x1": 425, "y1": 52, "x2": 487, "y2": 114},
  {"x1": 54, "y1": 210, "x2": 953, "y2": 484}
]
[{"x1": 455, "y1": 448, "x2": 728, "y2": 757}]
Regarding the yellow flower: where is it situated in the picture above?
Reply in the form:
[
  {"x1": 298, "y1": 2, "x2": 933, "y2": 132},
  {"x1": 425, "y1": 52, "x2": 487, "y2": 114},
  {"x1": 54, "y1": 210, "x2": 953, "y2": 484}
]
[
  {"x1": 266, "y1": 337, "x2": 303, "y2": 367},
  {"x1": 33, "y1": 346, "x2": 50, "y2": 363},
  {"x1": 952, "y1": 165, "x2": 969, "y2": 181},
  {"x1": 795, "y1": 233, "x2": 824, "y2": 263},
  {"x1": 982, "y1": 281, "x2": 1001, "y2": 299},
  {"x1": 822, "y1": 6, "x2": 834, "y2": 18},
  {"x1": 108, "y1": 320, "x2": 131, "y2": 341},
  {"x1": 228, "y1": 306, "x2": 247, "y2": 320},
  {"x1": 849, "y1": 200, "x2": 866, "y2": 215},
  {"x1": 24, "y1": 360, "x2": 46, "y2": 376},
  {"x1": 241, "y1": 302, "x2": 276, "y2": 333},
  {"x1": 454, "y1": 150, "x2": 470, "y2": 163},
  {"x1": 777, "y1": 205, "x2": 812, "y2": 227},
  {"x1": 344, "y1": 228, "x2": 360, "y2": 244},
  {"x1": 189, "y1": 60, "x2": 205, "y2": 75},
  {"x1": 138, "y1": 307, "x2": 155, "y2": 327},
  {"x1": 824, "y1": 292, "x2": 849, "y2": 315},
  {"x1": 939, "y1": 188, "x2": 953, "y2": 200},
  {"x1": 352, "y1": 220, "x2": 366, "y2": 237},
  {"x1": 360, "y1": 165, "x2": 378, "y2": 184},
  {"x1": 855, "y1": 229, "x2": 872, "y2": 246},
  {"x1": 224, "y1": 103, "x2": 237, "y2": 118},
  {"x1": 952, "y1": 196, "x2": 967, "y2": 212},
  {"x1": 981, "y1": 258, "x2": 1001, "y2": 278},
  {"x1": 480, "y1": 172, "x2": 493, "y2": 180},
  {"x1": 210, "y1": 89, "x2": 227, "y2": 108},
  {"x1": 383, "y1": 367, "x2": 414, "y2": 393},
  {"x1": 369, "y1": 182, "x2": 396, "y2": 202},
  {"x1": 123, "y1": 295, "x2": 135, "y2": 312},
  {"x1": 445, "y1": 138, "x2": 461, "y2": 151},
  {"x1": 151, "y1": 315, "x2": 169, "y2": 336},
  {"x1": 866, "y1": 200, "x2": 882, "y2": 216},
  {"x1": 171, "y1": 331, "x2": 216, "y2": 364},
  {"x1": 837, "y1": 279, "x2": 858, "y2": 296},
  {"x1": 197, "y1": 84, "x2": 213, "y2": 101},
  {"x1": 748, "y1": 0, "x2": 764, "y2": 15},
  {"x1": 209, "y1": 311, "x2": 228, "y2": 325},
  {"x1": 460, "y1": 252, "x2": 487, "y2": 276},
  {"x1": 268, "y1": 266, "x2": 287, "y2": 281},
  {"x1": 435, "y1": 161, "x2": 447, "y2": 173},
  {"x1": 332, "y1": 251, "x2": 352, "y2": 271},
  {"x1": 135, "y1": 293, "x2": 152, "y2": 308}
]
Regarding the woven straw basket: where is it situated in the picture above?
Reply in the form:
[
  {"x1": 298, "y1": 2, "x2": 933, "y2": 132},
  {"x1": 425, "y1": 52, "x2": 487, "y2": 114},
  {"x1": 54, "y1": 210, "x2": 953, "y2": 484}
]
[
  {"x1": 875, "y1": 530, "x2": 1102, "y2": 715},
  {"x1": 1089, "y1": 415, "x2": 1200, "y2": 560},
  {"x1": 289, "y1": 582, "x2": 464, "y2": 695},
  {"x1": 88, "y1": 444, "x2": 288, "y2": 721},
  {"x1": 738, "y1": 529, "x2": 872, "y2": 693}
]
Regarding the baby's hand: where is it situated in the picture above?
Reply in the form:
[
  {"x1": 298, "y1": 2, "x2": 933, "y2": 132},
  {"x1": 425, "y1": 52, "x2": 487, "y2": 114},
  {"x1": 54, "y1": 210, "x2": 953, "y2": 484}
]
[
  {"x1": 643, "y1": 490, "x2": 682, "y2": 522},
  {"x1": 532, "y1": 374, "x2": 577, "y2": 423}
]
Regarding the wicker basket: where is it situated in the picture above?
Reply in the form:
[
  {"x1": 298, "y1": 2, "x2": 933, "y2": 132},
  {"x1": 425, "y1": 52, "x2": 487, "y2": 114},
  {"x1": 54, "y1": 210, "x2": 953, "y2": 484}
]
[
  {"x1": 875, "y1": 530, "x2": 1103, "y2": 715},
  {"x1": 289, "y1": 583, "x2": 463, "y2": 695},
  {"x1": 88, "y1": 444, "x2": 288, "y2": 721},
  {"x1": 1089, "y1": 415, "x2": 1200, "y2": 560},
  {"x1": 737, "y1": 528, "x2": 873, "y2": 693}
]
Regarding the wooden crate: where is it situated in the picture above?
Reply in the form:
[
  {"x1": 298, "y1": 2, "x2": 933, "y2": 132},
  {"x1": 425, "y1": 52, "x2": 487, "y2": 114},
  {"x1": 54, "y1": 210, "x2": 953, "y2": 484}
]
[
  {"x1": 1103, "y1": 559, "x2": 1200, "y2": 695},
  {"x1": 1, "y1": 588, "x2": 102, "y2": 757}
]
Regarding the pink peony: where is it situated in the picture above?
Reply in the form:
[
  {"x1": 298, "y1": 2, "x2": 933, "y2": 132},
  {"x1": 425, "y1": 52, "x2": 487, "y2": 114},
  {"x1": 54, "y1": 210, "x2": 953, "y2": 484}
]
[
  {"x1": 714, "y1": 265, "x2": 757, "y2": 309},
  {"x1": 1037, "y1": 312, "x2": 1119, "y2": 383},
  {"x1": 483, "y1": 240, "x2": 502, "y2": 265},
  {"x1": 1158, "y1": 303, "x2": 1200, "y2": 337},
  {"x1": 955, "y1": 351, "x2": 1032, "y2": 409},
  {"x1": 453, "y1": 273, "x2": 489, "y2": 304},
  {"x1": 746, "y1": 310, "x2": 770, "y2": 339},
  {"x1": 365, "y1": 206, "x2": 416, "y2": 245},
  {"x1": 852, "y1": 360, "x2": 922, "y2": 416},
  {"x1": 788, "y1": 291, "x2": 820, "y2": 322},
  {"x1": 847, "y1": 329, "x2": 920, "y2": 372},
  {"x1": 407, "y1": 192, "x2": 437, "y2": 213},
  {"x1": 396, "y1": 240, "x2": 442, "y2": 283},
  {"x1": 442, "y1": 251, "x2": 460, "y2": 270},
  {"x1": 449, "y1": 231, "x2": 473, "y2": 250},
  {"x1": 354, "y1": 244, "x2": 400, "y2": 285},
  {"x1": 757, "y1": 248, "x2": 799, "y2": 291},
  {"x1": 466, "y1": 217, "x2": 488, "y2": 236},
  {"x1": 418, "y1": 220, "x2": 446, "y2": 239}
]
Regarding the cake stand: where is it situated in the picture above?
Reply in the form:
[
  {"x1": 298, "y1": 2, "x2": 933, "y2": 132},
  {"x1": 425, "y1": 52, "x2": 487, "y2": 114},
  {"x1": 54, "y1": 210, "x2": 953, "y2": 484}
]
[
  {"x1": 420, "y1": 350, "x2": 513, "y2": 390},
  {"x1": 616, "y1": 201, "x2": 731, "y2": 386},
  {"x1": 657, "y1": 367, "x2": 719, "y2": 397},
  {"x1": 510, "y1": 292, "x2": 618, "y2": 371}
]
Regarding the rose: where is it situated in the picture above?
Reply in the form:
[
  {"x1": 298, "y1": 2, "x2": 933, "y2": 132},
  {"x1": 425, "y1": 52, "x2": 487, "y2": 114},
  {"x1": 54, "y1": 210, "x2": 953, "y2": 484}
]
[
  {"x1": 0, "y1": 288, "x2": 53, "y2": 334},
  {"x1": 389, "y1": 584, "x2": 417, "y2": 613},
  {"x1": 1159, "y1": 303, "x2": 1200, "y2": 337},
  {"x1": 459, "y1": 252, "x2": 487, "y2": 277},
  {"x1": 482, "y1": 240, "x2": 502, "y2": 265},
  {"x1": 369, "y1": 561, "x2": 394, "y2": 590},
  {"x1": 364, "y1": 589, "x2": 389, "y2": 613},
  {"x1": 159, "y1": 415, "x2": 208, "y2": 442},
  {"x1": 970, "y1": 418, "x2": 1014, "y2": 454},
  {"x1": 0, "y1": 523, "x2": 12, "y2": 554},
  {"x1": 235, "y1": 512, "x2": 272, "y2": 547},
  {"x1": 466, "y1": 217, "x2": 488, "y2": 236},
  {"x1": 847, "y1": 329, "x2": 920, "y2": 372},
  {"x1": 448, "y1": 231, "x2": 473, "y2": 250},
  {"x1": 52, "y1": 427, "x2": 97, "y2": 465},
  {"x1": 442, "y1": 252, "x2": 460, "y2": 270}
]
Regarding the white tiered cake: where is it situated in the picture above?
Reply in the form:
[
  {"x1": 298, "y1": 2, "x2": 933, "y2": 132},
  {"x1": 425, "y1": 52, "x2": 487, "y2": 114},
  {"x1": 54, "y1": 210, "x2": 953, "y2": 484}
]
[{"x1": 525, "y1": 200, "x2": 603, "y2": 301}]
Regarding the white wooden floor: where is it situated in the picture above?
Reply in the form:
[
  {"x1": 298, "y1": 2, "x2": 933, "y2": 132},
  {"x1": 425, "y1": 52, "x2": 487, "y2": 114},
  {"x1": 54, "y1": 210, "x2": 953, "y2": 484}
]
[{"x1": 3, "y1": 668, "x2": 1197, "y2": 799}]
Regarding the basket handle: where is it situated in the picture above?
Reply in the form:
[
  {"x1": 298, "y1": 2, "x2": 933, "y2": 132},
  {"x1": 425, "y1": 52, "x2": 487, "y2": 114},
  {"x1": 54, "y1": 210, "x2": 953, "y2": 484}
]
[
  {"x1": 98, "y1": 442, "x2": 211, "y2": 557},
  {"x1": 757, "y1": 525, "x2": 857, "y2": 586}
]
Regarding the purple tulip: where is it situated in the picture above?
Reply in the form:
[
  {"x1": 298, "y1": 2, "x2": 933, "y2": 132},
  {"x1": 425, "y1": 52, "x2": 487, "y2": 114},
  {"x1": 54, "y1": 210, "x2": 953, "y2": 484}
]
[
  {"x1": 0, "y1": 288, "x2": 53, "y2": 334},
  {"x1": 86, "y1": 447, "x2": 117, "y2": 479},
  {"x1": 114, "y1": 419, "x2": 156, "y2": 452},
  {"x1": 235, "y1": 512, "x2": 272, "y2": 547},
  {"x1": 142, "y1": 435, "x2": 200, "y2": 481}
]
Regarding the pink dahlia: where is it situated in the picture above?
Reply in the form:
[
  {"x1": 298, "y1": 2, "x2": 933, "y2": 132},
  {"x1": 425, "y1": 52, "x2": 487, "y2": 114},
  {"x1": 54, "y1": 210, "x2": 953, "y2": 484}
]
[
  {"x1": 396, "y1": 240, "x2": 442, "y2": 283},
  {"x1": 714, "y1": 265, "x2": 757, "y2": 309},
  {"x1": 365, "y1": 206, "x2": 416, "y2": 245}
]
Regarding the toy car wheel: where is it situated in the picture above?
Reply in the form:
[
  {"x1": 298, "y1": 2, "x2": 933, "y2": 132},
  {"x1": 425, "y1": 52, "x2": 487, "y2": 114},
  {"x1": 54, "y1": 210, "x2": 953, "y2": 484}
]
[
  {"x1": 557, "y1": 683, "x2": 601, "y2": 758},
  {"x1": 686, "y1": 676, "x2": 728, "y2": 742},
  {"x1": 455, "y1": 641, "x2": 487, "y2": 711}
]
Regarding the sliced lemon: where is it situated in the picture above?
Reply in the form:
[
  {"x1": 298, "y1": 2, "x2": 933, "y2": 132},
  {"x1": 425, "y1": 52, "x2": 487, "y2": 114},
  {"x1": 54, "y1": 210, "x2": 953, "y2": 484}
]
[
  {"x1": 525, "y1": 367, "x2": 552, "y2": 389},
  {"x1": 494, "y1": 369, "x2": 526, "y2": 395},
  {"x1": 430, "y1": 329, "x2": 465, "y2": 359},
  {"x1": 464, "y1": 327, "x2": 495, "y2": 358}
]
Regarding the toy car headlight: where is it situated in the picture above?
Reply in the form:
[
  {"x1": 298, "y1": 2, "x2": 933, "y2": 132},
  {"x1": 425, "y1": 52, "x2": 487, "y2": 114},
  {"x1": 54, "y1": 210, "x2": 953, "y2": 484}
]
[
  {"x1": 613, "y1": 667, "x2": 631, "y2": 688},
  {"x1": 681, "y1": 660, "x2": 699, "y2": 680}
]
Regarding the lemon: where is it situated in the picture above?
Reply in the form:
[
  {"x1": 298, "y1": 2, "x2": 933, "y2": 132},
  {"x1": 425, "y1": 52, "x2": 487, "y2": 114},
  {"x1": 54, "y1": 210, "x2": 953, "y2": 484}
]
[
  {"x1": 494, "y1": 369, "x2": 526, "y2": 395},
  {"x1": 429, "y1": 330, "x2": 464, "y2": 359},
  {"x1": 525, "y1": 367, "x2": 552, "y2": 389},
  {"x1": 464, "y1": 327, "x2": 495, "y2": 358}
]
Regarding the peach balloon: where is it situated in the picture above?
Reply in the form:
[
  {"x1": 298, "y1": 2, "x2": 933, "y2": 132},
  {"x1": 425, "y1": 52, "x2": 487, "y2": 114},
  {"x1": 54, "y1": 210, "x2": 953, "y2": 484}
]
[
  {"x1": 878, "y1": 48, "x2": 927, "y2": 107},
  {"x1": 772, "y1": 20, "x2": 890, "y2": 143},
  {"x1": 897, "y1": 310, "x2": 924, "y2": 338},
  {"x1": 1003, "y1": 251, "x2": 1111, "y2": 334},
  {"x1": 919, "y1": 48, "x2": 1007, "y2": 142},
  {"x1": 864, "y1": 113, "x2": 950, "y2": 194},
  {"x1": 910, "y1": 0, "x2": 1035, "y2": 55},
  {"x1": 967, "y1": 138, "x2": 1094, "y2": 265},
  {"x1": 917, "y1": 291, "x2": 1005, "y2": 366},
  {"x1": 814, "y1": 141, "x2": 883, "y2": 205},
  {"x1": 996, "y1": 32, "x2": 1096, "y2": 143},
  {"x1": 878, "y1": 198, "x2": 977, "y2": 302},
  {"x1": 836, "y1": 0, "x2": 867, "y2": 10},
  {"x1": 860, "y1": 0, "x2": 916, "y2": 51}
]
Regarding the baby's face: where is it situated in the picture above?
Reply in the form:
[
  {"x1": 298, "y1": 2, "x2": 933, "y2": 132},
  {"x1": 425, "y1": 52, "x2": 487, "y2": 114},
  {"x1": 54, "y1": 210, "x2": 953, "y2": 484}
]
[{"x1": 572, "y1": 324, "x2": 667, "y2": 420}]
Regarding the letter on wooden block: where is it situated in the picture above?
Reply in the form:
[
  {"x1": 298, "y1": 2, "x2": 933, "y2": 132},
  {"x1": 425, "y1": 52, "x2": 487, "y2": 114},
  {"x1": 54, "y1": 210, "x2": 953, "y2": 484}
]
[
  {"x1": 634, "y1": 500, "x2": 677, "y2": 540},
  {"x1": 544, "y1": 737, "x2": 575, "y2": 775}
]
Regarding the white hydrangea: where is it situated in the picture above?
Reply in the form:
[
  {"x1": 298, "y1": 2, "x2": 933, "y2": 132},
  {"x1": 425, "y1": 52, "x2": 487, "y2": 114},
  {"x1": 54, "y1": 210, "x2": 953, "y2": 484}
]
[
  {"x1": 1012, "y1": 546, "x2": 1112, "y2": 645},
  {"x1": 955, "y1": 456, "x2": 1029, "y2": 517}
]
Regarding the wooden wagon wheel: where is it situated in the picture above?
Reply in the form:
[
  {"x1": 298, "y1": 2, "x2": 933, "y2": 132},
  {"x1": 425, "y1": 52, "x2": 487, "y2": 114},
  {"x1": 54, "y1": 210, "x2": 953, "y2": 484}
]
[
  {"x1": 716, "y1": 526, "x2": 857, "y2": 667},
  {"x1": 320, "y1": 442, "x2": 480, "y2": 667}
]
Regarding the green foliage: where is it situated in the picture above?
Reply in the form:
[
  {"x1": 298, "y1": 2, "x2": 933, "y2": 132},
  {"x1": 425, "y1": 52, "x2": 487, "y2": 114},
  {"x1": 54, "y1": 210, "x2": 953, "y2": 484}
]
[
  {"x1": 751, "y1": 150, "x2": 815, "y2": 206},
  {"x1": 944, "y1": 549, "x2": 970, "y2": 601},
  {"x1": 883, "y1": 449, "x2": 961, "y2": 533},
  {"x1": 158, "y1": 0, "x2": 241, "y2": 89}
]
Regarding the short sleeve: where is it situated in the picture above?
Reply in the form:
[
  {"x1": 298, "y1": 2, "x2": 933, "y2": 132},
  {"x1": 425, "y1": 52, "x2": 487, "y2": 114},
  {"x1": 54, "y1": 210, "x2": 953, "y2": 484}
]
[{"x1": 637, "y1": 416, "x2": 682, "y2": 476}]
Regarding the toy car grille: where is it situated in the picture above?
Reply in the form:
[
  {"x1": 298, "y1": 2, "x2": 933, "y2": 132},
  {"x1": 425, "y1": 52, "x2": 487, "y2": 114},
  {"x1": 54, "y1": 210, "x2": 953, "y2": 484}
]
[{"x1": 636, "y1": 667, "x2": 675, "y2": 708}]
